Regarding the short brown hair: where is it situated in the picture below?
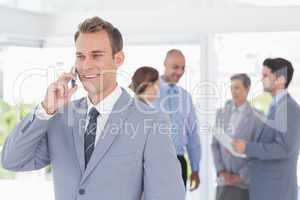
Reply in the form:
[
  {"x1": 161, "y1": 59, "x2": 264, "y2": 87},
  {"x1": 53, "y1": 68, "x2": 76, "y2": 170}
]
[
  {"x1": 230, "y1": 73, "x2": 251, "y2": 89},
  {"x1": 263, "y1": 58, "x2": 294, "y2": 88},
  {"x1": 130, "y1": 66, "x2": 159, "y2": 95},
  {"x1": 74, "y1": 16, "x2": 123, "y2": 55}
]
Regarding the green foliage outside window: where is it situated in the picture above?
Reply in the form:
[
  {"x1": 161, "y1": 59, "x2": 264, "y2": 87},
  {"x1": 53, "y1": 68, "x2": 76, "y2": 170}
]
[{"x1": 0, "y1": 100, "x2": 34, "y2": 179}]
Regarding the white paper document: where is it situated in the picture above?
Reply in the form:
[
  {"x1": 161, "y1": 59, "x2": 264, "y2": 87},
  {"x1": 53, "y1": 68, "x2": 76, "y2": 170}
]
[{"x1": 212, "y1": 127, "x2": 246, "y2": 158}]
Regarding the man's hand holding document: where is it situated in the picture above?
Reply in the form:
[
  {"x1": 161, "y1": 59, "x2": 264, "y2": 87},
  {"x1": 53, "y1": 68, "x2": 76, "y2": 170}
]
[{"x1": 212, "y1": 127, "x2": 246, "y2": 158}]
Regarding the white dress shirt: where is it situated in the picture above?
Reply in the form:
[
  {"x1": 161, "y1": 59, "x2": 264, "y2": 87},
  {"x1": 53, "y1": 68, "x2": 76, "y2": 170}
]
[{"x1": 36, "y1": 86, "x2": 122, "y2": 146}]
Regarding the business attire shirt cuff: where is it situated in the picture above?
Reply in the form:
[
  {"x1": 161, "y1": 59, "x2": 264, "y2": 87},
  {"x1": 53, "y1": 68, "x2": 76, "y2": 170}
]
[{"x1": 35, "y1": 103, "x2": 55, "y2": 120}]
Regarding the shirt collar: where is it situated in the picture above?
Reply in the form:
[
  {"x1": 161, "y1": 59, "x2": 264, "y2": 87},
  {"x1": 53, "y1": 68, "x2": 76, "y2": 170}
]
[
  {"x1": 135, "y1": 95, "x2": 155, "y2": 109},
  {"x1": 160, "y1": 76, "x2": 177, "y2": 87},
  {"x1": 86, "y1": 86, "x2": 122, "y2": 115},
  {"x1": 271, "y1": 89, "x2": 288, "y2": 106},
  {"x1": 160, "y1": 76, "x2": 178, "y2": 91},
  {"x1": 145, "y1": 99, "x2": 155, "y2": 108},
  {"x1": 160, "y1": 76, "x2": 169, "y2": 86},
  {"x1": 231, "y1": 101, "x2": 248, "y2": 113}
]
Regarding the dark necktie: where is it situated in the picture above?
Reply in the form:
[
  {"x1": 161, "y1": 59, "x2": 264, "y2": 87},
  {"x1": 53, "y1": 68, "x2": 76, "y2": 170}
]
[
  {"x1": 257, "y1": 104, "x2": 276, "y2": 141},
  {"x1": 267, "y1": 104, "x2": 276, "y2": 120},
  {"x1": 84, "y1": 107, "x2": 99, "y2": 168}
]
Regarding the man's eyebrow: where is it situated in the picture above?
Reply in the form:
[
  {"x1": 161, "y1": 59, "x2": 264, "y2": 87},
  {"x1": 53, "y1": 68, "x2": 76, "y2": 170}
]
[
  {"x1": 91, "y1": 50, "x2": 106, "y2": 54},
  {"x1": 76, "y1": 50, "x2": 106, "y2": 55},
  {"x1": 174, "y1": 64, "x2": 185, "y2": 68}
]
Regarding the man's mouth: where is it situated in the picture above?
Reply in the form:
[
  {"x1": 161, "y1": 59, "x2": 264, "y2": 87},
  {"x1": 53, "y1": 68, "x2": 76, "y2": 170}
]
[
  {"x1": 173, "y1": 75, "x2": 180, "y2": 81},
  {"x1": 81, "y1": 73, "x2": 101, "y2": 80}
]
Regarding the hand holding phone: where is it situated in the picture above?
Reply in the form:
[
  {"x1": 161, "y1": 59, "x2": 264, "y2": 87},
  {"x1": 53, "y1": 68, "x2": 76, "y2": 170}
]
[
  {"x1": 41, "y1": 66, "x2": 78, "y2": 114},
  {"x1": 71, "y1": 66, "x2": 78, "y2": 88}
]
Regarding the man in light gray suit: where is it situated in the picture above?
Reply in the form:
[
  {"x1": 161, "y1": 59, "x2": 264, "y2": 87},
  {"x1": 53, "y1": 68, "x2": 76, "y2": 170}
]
[
  {"x1": 233, "y1": 58, "x2": 300, "y2": 200},
  {"x1": 1, "y1": 16, "x2": 185, "y2": 200},
  {"x1": 212, "y1": 74, "x2": 260, "y2": 200}
]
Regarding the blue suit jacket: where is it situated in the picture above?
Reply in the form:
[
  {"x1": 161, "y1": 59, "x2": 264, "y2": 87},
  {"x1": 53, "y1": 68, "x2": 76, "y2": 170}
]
[
  {"x1": 1, "y1": 89, "x2": 185, "y2": 200},
  {"x1": 246, "y1": 94, "x2": 300, "y2": 200}
]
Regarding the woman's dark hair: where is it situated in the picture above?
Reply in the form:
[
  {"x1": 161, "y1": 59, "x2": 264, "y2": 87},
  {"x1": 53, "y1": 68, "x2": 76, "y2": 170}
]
[{"x1": 130, "y1": 66, "x2": 159, "y2": 95}]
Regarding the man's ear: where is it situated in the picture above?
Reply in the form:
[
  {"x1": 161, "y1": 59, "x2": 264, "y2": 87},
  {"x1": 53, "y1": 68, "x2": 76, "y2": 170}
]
[
  {"x1": 114, "y1": 51, "x2": 125, "y2": 68},
  {"x1": 245, "y1": 87, "x2": 250, "y2": 94},
  {"x1": 276, "y1": 75, "x2": 286, "y2": 88}
]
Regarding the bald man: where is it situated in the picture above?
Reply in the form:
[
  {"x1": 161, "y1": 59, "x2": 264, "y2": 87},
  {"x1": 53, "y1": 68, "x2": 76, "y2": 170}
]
[{"x1": 154, "y1": 49, "x2": 201, "y2": 191}]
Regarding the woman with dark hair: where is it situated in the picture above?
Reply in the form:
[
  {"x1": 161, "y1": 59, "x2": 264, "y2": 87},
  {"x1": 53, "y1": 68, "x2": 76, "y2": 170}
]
[{"x1": 129, "y1": 66, "x2": 160, "y2": 104}]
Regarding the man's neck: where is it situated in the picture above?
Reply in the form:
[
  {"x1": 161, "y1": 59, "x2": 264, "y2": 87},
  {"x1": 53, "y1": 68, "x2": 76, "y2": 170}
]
[
  {"x1": 271, "y1": 88, "x2": 286, "y2": 97},
  {"x1": 234, "y1": 100, "x2": 246, "y2": 108},
  {"x1": 89, "y1": 84, "x2": 118, "y2": 105},
  {"x1": 162, "y1": 75, "x2": 176, "y2": 85}
]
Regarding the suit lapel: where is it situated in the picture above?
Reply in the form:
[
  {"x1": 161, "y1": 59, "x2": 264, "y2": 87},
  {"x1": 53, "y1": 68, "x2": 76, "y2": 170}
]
[
  {"x1": 72, "y1": 98, "x2": 88, "y2": 175},
  {"x1": 81, "y1": 89, "x2": 134, "y2": 183},
  {"x1": 223, "y1": 102, "x2": 233, "y2": 131},
  {"x1": 234, "y1": 103, "x2": 252, "y2": 135},
  {"x1": 254, "y1": 114, "x2": 267, "y2": 142},
  {"x1": 255, "y1": 94, "x2": 290, "y2": 141}
]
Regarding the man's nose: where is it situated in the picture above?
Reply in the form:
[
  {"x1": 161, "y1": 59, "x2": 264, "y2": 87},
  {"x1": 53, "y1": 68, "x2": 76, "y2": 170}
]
[{"x1": 82, "y1": 57, "x2": 95, "y2": 68}]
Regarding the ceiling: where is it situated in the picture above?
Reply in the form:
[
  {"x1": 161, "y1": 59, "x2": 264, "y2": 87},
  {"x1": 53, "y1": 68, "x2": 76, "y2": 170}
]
[
  {"x1": 1, "y1": 0, "x2": 300, "y2": 47},
  {"x1": 1, "y1": 0, "x2": 300, "y2": 14}
]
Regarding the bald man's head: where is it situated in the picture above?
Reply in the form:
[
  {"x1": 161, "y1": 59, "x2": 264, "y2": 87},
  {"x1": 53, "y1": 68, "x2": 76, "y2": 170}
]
[{"x1": 163, "y1": 49, "x2": 186, "y2": 84}]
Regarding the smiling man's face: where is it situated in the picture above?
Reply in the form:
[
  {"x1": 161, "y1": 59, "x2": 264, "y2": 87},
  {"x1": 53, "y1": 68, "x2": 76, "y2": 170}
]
[
  {"x1": 164, "y1": 53, "x2": 185, "y2": 84},
  {"x1": 75, "y1": 30, "x2": 124, "y2": 97}
]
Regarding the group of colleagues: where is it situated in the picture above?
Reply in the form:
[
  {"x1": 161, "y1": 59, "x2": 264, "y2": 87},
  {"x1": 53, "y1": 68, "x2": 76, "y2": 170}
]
[
  {"x1": 1, "y1": 16, "x2": 300, "y2": 200},
  {"x1": 212, "y1": 57, "x2": 300, "y2": 200}
]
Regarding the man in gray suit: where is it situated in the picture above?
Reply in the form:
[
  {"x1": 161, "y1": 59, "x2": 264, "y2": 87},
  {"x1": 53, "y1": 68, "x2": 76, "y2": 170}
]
[
  {"x1": 233, "y1": 58, "x2": 300, "y2": 200},
  {"x1": 212, "y1": 74, "x2": 259, "y2": 200},
  {"x1": 1, "y1": 17, "x2": 185, "y2": 200}
]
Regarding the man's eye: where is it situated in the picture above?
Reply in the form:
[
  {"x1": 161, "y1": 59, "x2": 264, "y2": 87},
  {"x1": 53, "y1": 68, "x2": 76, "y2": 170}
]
[
  {"x1": 93, "y1": 54, "x2": 103, "y2": 58},
  {"x1": 77, "y1": 55, "x2": 84, "y2": 59}
]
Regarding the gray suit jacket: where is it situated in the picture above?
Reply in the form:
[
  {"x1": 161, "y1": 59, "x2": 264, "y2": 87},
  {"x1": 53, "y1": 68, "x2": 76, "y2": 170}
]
[
  {"x1": 246, "y1": 94, "x2": 300, "y2": 200},
  {"x1": 1, "y1": 89, "x2": 185, "y2": 200},
  {"x1": 212, "y1": 100, "x2": 259, "y2": 188}
]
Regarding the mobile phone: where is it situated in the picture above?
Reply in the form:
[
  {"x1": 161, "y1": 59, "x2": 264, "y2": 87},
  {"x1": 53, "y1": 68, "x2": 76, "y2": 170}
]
[{"x1": 71, "y1": 66, "x2": 78, "y2": 88}]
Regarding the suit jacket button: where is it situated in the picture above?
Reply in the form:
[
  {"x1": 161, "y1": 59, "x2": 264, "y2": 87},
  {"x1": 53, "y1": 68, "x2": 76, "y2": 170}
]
[{"x1": 78, "y1": 189, "x2": 85, "y2": 195}]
